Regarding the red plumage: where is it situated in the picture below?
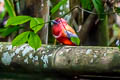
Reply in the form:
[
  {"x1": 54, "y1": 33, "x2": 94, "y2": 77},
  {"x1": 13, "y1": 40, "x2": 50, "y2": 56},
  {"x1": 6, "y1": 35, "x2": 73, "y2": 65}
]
[{"x1": 52, "y1": 18, "x2": 79, "y2": 46}]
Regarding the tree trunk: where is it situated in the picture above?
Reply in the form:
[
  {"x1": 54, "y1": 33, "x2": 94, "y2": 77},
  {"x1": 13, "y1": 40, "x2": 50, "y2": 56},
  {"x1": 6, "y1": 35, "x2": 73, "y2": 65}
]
[{"x1": 78, "y1": 9, "x2": 97, "y2": 45}]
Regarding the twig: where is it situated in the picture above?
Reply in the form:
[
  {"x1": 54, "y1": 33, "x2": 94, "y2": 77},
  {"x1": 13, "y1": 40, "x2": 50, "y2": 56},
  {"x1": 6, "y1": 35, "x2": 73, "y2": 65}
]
[{"x1": 32, "y1": 6, "x2": 116, "y2": 28}]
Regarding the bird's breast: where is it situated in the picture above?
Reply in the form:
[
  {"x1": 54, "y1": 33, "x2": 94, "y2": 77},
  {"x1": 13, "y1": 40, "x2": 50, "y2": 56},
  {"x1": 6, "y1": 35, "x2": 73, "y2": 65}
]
[
  {"x1": 52, "y1": 27, "x2": 61, "y2": 36},
  {"x1": 52, "y1": 25, "x2": 66, "y2": 38}
]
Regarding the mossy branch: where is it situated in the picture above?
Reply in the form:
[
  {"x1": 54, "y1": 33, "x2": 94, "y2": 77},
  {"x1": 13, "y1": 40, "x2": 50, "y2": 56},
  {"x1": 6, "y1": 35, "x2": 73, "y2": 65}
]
[{"x1": 0, "y1": 42, "x2": 120, "y2": 77}]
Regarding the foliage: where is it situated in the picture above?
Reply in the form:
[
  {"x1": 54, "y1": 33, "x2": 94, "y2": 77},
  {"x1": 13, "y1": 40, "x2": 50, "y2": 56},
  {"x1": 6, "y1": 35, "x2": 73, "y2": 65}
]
[
  {"x1": 28, "y1": 32, "x2": 41, "y2": 50},
  {"x1": 0, "y1": 11, "x2": 6, "y2": 20},
  {"x1": 92, "y1": 0, "x2": 105, "y2": 20},
  {"x1": 6, "y1": 16, "x2": 44, "y2": 50},
  {"x1": 51, "y1": 0, "x2": 67, "y2": 14},
  {"x1": 12, "y1": 31, "x2": 30, "y2": 46},
  {"x1": 4, "y1": 0, "x2": 16, "y2": 17},
  {"x1": 0, "y1": 0, "x2": 17, "y2": 36},
  {"x1": 30, "y1": 18, "x2": 44, "y2": 33},
  {"x1": 80, "y1": 0, "x2": 92, "y2": 10},
  {"x1": 0, "y1": 26, "x2": 21, "y2": 37},
  {"x1": 6, "y1": 16, "x2": 32, "y2": 27},
  {"x1": 2, "y1": 0, "x2": 119, "y2": 49},
  {"x1": 0, "y1": 0, "x2": 44, "y2": 50}
]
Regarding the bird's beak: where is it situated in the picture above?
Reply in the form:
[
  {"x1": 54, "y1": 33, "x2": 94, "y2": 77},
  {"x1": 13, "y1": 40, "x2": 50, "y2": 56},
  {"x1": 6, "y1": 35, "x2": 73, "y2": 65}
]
[{"x1": 51, "y1": 20, "x2": 58, "y2": 24}]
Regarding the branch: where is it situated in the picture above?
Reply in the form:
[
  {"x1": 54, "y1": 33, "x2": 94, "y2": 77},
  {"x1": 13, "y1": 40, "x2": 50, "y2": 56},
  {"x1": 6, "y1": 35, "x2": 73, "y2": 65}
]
[{"x1": 0, "y1": 42, "x2": 120, "y2": 77}]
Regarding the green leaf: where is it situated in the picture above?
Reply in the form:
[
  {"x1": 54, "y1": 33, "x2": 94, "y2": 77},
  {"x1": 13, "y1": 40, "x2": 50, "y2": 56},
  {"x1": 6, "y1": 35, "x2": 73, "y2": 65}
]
[
  {"x1": 12, "y1": 31, "x2": 30, "y2": 46},
  {"x1": 51, "y1": 0, "x2": 67, "y2": 14},
  {"x1": 0, "y1": 28, "x2": 6, "y2": 32},
  {"x1": 4, "y1": 0, "x2": 16, "y2": 17},
  {"x1": 28, "y1": 32, "x2": 41, "y2": 50},
  {"x1": 71, "y1": 37, "x2": 80, "y2": 45},
  {"x1": 80, "y1": 0, "x2": 92, "y2": 10},
  {"x1": 0, "y1": 11, "x2": 6, "y2": 20},
  {"x1": 30, "y1": 18, "x2": 44, "y2": 33},
  {"x1": 0, "y1": 26, "x2": 21, "y2": 37},
  {"x1": 6, "y1": 16, "x2": 31, "y2": 27},
  {"x1": 92, "y1": 0, "x2": 105, "y2": 20}
]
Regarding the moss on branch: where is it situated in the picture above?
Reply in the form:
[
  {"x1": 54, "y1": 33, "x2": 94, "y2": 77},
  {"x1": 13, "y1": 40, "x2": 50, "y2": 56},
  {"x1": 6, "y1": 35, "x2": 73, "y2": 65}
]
[{"x1": 0, "y1": 42, "x2": 120, "y2": 77}]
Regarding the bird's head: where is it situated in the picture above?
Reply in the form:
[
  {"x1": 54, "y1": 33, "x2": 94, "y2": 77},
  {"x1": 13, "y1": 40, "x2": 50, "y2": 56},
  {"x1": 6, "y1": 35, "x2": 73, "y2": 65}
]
[{"x1": 51, "y1": 18, "x2": 67, "y2": 25}]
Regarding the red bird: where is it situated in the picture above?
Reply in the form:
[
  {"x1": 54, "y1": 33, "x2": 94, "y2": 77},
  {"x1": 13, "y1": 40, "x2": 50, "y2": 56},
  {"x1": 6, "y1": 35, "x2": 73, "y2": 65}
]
[{"x1": 52, "y1": 18, "x2": 80, "y2": 46}]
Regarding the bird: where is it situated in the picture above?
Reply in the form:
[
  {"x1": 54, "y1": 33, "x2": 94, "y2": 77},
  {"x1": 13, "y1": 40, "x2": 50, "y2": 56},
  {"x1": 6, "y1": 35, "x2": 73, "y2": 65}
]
[{"x1": 52, "y1": 18, "x2": 80, "y2": 46}]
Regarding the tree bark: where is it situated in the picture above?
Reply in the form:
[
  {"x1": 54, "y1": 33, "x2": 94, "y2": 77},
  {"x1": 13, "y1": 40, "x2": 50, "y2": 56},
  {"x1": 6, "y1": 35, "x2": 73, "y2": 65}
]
[
  {"x1": 0, "y1": 42, "x2": 120, "y2": 77},
  {"x1": 78, "y1": 9, "x2": 97, "y2": 44}
]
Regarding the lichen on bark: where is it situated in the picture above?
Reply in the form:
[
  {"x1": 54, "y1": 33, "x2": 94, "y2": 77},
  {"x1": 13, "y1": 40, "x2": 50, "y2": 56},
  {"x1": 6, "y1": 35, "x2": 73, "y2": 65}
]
[{"x1": 0, "y1": 42, "x2": 120, "y2": 77}]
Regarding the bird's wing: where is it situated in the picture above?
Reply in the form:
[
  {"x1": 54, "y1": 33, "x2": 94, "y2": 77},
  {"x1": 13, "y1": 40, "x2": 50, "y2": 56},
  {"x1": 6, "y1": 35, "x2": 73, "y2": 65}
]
[
  {"x1": 64, "y1": 30, "x2": 80, "y2": 45},
  {"x1": 63, "y1": 24, "x2": 78, "y2": 38},
  {"x1": 64, "y1": 25, "x2": 76, "y2": 34},
  {"x1": 64, "y1": 30, "x2": 78, "y2": 38},
  {"x1": 63, "y1": 24, "x2": 80, "y2": 45}
]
